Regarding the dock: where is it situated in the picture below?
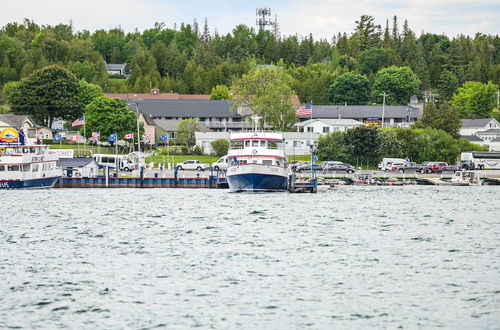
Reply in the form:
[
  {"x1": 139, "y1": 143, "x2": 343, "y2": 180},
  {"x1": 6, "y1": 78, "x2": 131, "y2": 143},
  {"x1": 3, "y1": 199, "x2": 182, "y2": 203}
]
[{"x1": 55, "y1": 176, "x2": 228, "y2": 189}]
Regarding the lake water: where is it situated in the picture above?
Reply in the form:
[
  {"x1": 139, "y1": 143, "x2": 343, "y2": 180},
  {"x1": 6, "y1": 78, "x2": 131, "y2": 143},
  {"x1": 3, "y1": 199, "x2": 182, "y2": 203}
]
[{"x1": 1, "y1": 186, "x2": 499, "y2": 329}]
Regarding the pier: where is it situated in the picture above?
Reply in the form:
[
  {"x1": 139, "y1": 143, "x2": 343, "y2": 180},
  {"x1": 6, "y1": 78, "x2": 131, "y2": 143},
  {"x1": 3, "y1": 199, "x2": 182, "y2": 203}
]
[{"x1": 55, "y1": 176, "x2": 228, "y2": 189}]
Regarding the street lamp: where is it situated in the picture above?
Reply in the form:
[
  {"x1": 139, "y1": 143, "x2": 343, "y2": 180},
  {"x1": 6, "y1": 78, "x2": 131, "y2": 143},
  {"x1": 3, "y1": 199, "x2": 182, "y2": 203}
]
[
  {"x1": 132, "y1": 98, "x2": 142, "y2": 153},
  {"x1": 380, "y1": 92, "x2": 387, "y2": 128}
]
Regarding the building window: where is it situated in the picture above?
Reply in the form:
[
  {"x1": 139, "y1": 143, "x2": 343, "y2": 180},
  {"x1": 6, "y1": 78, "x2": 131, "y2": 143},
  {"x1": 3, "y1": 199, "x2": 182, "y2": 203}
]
[
  {"x1": 307, "y1": 127, "x2": 313, "y2": 132},
  {"x1": 323, "y1": 127, "x2": 330, "y2": 133}
]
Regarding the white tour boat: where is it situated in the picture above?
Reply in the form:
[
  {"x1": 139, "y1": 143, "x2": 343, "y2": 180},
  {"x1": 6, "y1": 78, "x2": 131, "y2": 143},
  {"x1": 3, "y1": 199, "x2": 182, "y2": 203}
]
[
  {"x1": 0, "y1": 128, "x2": 60, "y2": 189},
  {"x1": 226, "y1": 132, "x2": 290, "y2": 192}
]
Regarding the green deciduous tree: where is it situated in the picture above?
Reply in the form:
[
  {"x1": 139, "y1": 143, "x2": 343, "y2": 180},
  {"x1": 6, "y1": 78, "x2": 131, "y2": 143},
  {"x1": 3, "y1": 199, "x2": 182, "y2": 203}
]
[
  {"x1": 210, "y1": 138, "x2": 229, "y2": 156},
  {"x1": 231, "y1": 68, "x2": 296, "y2": 130},
  {"x1": 176, "y1": 118, "x2": 203, "y2": 146},
  {"x1": 84, "y1": 96, "x2": 138, "y2": 141},
  {"x1": 8, "y1": 64, "x2": 79, "y2": 127},
  {"x1": 344, "y1": 126, "x2": 380, "y2": 164},
  {"x1": 328, "y1": 72, "x2": 371, "y2": 104},
  {"x1": 450, "y1": 81, "x2": 498, "y2": 118},
  {"x1": 413, "y1": 102, "x2": 461, "y2": 138},
  {"x1": 317, "y1": 131, "x2": 349, "y2": 162},
  {"x1": 210, "y1": 85, "x2": 231, "y2": 100},
  {"x1": 373, "y1": 66, "x2": 420, "y2": 105}
]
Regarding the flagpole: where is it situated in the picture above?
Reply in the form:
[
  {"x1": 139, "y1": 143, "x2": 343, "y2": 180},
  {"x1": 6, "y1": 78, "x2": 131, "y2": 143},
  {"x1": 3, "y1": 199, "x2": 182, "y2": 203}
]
[
  {"x1": 83, "y1": 116, "x2": 86, "y2": 156},
  {"x1": 310, "y1": 102, "x2": 314, "y2": 182}
]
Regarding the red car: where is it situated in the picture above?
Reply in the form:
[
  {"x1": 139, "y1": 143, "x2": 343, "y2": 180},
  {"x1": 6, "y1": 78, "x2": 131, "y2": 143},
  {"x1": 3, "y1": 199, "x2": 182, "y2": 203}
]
[{"x1": 426, "y1": 162, "x2": 448, "y2": 173}]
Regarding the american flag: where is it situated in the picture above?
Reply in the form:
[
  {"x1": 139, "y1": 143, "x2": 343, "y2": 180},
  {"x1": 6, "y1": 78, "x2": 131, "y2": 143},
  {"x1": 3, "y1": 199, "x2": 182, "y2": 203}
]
[
  {"x1": 124, "y1": 133, "x2": 134, "y2": 139},
  {"x1": 71, "y1": 117, "x2": 85, "y2": 127},
  {"x1": 90, "y1": 132, "x2": 100, "y2": 141},
  {"x1": 296, "y1": 104, "x2": 313, "y2": 116},
  {"x1": 70, "y1": 135, "x2": 79, "y2": 141}
]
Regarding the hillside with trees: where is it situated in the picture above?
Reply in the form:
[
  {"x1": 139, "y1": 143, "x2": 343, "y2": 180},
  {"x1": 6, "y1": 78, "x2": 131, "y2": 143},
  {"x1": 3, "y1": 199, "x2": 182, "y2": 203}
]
[{"x1": 0, "y1": 16, "x2": 498, "y2": 115}]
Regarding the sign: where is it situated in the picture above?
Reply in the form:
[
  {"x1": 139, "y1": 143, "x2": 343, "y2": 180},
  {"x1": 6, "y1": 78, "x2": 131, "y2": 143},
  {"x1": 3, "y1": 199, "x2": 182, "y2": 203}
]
[
  {"x1": 366, "y1": 117, "x2": 379, "y2": 121},
  {"x1": 48, "y1": 149, "x2": 74, "y2": 158},
  {"x1": 0, "y1": 128, "x2": 20, "y2": 145}
]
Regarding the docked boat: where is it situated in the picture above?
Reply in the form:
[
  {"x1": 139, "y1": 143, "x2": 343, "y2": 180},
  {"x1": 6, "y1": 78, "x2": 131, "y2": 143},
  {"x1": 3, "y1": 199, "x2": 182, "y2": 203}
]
[
  {"x1": 450, "y1": 170, "x2": 482, "y2": 186},
  {"x1": 0, "y1": 128, "x2": 60, "y2": 189},
  {"x1": 226, "y1": 132, "x2": 290, "y2": 192}
]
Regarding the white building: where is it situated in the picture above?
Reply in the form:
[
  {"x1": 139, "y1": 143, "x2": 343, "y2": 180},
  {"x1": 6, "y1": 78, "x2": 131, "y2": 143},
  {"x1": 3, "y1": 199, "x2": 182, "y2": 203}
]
[
  {"x1": 194, "y1": 131, "x2": 321, "y2": 155},
  {"x1": 296, "y1": 118, "x2": 364, "y2": 134},
  {"x1": 57, "y1": 157, "x2": 99, "y2": 178},
  {"x1": 460, "y1": 118, "x2": 500, "y2": 136},
  {"x1": 460, "y1": 118, "x2": 500, "y2": 151}
]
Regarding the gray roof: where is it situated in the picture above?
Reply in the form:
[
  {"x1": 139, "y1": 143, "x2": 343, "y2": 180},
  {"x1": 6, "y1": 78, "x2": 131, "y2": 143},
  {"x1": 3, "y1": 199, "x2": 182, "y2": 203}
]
[
  {"x1": 57, "y1": 157, "x2": 97, "y2": 168},
  {"x1": 154, "y1": 119, "x2": 181, "y2": 131},
  {"x1": 461, "y1": 118, "x2": 493, "y2": 128},
  {"x1": 477, "y1": 129, "x2": 500, "y2": 134},
  {"x1": 296, "y1": 118, "x2": 364, "y2": 127},
  {"x1": 132, "y1": 100, "x2": 242, "y2": 119},
  {"x1": 491, "y1": 137, "x2": 500, "y2": 142},
  {"x1": 106, "y1": 63, "x2": 126, "y2": 71},
  {"x1": 0, "y1": 114, "x2": 30, "y2": 127},
  {"x1": 460, "y1": 135, "x2": 484, "y2": 142},
  {"x1": 299, "y1": 105, "x2": 421, "y2": 119}
]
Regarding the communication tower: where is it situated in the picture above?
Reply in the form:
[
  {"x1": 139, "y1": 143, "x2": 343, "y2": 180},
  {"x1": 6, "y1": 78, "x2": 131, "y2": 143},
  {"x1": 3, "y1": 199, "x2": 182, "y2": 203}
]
[{"x1": 256, "y1": 8, "x2": 272, "y2": 30}]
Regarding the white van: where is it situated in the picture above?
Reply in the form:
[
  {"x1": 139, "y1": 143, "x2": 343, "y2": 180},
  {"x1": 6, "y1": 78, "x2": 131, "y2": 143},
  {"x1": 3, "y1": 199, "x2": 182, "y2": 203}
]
[
  {"x1": 378, "y1": 158, "x2": 407, "y2": 171},
  {"x1": 212, "y1": 156, "x2": 229, "y2": 171},
  {"x1": 93, "y1": 154, "x2": 134, "y2": 171}
]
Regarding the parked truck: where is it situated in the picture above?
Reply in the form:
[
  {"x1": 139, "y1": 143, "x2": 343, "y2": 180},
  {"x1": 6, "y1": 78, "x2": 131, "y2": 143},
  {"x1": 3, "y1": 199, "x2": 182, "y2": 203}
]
[{"x1": 175, "y1": 160, "x2": 209, "y2": 171}]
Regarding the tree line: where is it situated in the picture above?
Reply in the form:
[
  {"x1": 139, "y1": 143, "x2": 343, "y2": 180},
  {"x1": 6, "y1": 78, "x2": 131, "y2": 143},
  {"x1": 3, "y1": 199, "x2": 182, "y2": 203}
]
[{"x1": 1, "y1": 16, "x2": 499, "y2": 107}]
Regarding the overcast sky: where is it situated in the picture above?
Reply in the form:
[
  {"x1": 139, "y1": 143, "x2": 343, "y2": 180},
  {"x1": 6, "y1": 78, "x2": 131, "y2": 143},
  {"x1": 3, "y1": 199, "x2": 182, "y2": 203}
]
[{"x1": 2, "y1": 0, "x2": 499, "y2": 39}]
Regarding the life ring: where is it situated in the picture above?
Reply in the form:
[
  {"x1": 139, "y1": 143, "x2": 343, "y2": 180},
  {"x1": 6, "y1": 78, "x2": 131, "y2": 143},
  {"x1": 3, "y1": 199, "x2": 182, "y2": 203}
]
[{"x1": 252, "y1": 149, "x2": 258, "y2": 154}]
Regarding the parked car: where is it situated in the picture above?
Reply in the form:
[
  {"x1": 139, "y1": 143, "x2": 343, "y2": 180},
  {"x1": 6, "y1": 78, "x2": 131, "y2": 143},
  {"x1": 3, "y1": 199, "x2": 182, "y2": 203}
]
[
  {"x1": 326, "y1": 163, "x2": 356, "y2": 173},
  {"x1": 291, "y1": 161, "x2": 310, "y2": 172},
  {"x1": 426, "y1": 162, "x2": 449, "y2": 173},
  {"x1": 296, "y1": 163, "x2": 320, "y2": 173},
  {"x1": 392, "y1": 162, "x2": 418, "y2": 173},
  {"x1": 319, "y1": 161, "x2": 344, "y2": 171},
  {"x1": 437, "y1": 165, "x2": 459, "y2": 173},
  {"x1": 212, "y1": 156, "x2": 229, "y2": 171},
  {"x1": 417, "y1": 161, "x2": 432, "y2": 173},
  {"x1": 378, "y1": 158, "x2": 407, "y2": 171},
  {"x1": 459, "y1": 159, "x2": 474, "y2": 170},
  {"x1": 176, "y1": 160, "x2": 209, "y2": 171}
]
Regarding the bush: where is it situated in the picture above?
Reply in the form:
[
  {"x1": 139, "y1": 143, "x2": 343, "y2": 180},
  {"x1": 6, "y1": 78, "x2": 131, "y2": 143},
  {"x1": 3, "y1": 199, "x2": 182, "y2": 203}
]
[
  {"x1": 181, "y1": 145, "x2": 189, "y2": 154},
  {"x1": 211, "y1": 139, "x2": 229, "y2": 157},
  {"x1": 193, "y1": 145, "x2": 203, "y2": 155}
]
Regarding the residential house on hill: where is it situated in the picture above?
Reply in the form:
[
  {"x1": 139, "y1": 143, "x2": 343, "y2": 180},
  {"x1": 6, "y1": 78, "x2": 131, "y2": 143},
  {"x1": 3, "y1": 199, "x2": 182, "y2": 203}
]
[
  {"x1": 460, "y1": 118, "x2": 500, "y2": 151},
  {"x1": 105, "y1": 63, "x2": 127, "y2": 77},
  {"x1": 0, "y1": 114, "x2": 53, "y2": 144}
]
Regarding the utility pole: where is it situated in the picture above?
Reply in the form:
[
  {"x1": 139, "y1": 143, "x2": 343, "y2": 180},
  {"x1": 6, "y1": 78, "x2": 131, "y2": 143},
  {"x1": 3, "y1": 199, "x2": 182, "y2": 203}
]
[
  {"x1": 497, "y1": 90, "x2": 499, "y2": 109},
  {"x1": 134, "y1": 100, "x2": 142, "y2": 153},
  {"x1": 381, "y1": 92, "x2": 387, "y2": 128}
]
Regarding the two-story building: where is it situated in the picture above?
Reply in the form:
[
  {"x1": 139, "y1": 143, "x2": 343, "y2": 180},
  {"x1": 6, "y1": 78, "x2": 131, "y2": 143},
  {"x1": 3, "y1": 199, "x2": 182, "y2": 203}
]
[
  {"x1": 296, "y1": 118, "x2": 365, "y2": 134},
  {"x1": 0, "y1": 114, "x2": 53, "y2": 144},
  {"x1": 460, "y1": 118, "x2": 500, "y2": 151},
  {"x1": 296, "y1": 104, "x2": 422, "y2": 128}
]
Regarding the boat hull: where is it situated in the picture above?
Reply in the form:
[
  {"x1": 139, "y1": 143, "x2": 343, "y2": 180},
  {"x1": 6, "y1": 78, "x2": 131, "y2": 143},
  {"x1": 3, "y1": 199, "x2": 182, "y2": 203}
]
[
  {"x1": 227, "y1": 173, "x2": 288, "y2": 192},
  {"x1": 0, "y1": 176, "x2": 61, "y2": 189}
]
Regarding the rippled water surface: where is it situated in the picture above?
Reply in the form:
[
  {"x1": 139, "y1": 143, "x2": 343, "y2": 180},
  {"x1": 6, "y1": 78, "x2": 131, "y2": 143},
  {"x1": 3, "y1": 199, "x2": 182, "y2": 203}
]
[{"x1": 1, "y1": 186, "x2": 499, "y2": 329}]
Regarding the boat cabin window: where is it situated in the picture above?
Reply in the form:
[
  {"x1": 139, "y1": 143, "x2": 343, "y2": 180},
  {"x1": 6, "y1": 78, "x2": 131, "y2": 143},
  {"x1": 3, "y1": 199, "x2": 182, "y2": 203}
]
[
  {"x1": 0, "y1": 165, "x2": 4, "y2": 171},
  {"x1": 22, "y1": 164, "x2": 30, "y2": 171},
  {"x1": 238, "y1": 159, "x2": 247, "y2": 165},
  {"x1": 276, "y1": 161, "x2": 280, "y2": 166},
  {"x1": 245, "y1": 140, "x2": 251, "y2": 147},
  {"x1": 262, "y1": 160, "x2": 273, "y2": 165},
  {"x1": 7, "y1": 165, "x2": 20, "y2": 171},
  {"x1": 252, "y1": 140, "x2": 259, "y2": 147},
  {"x1": 260, "y1": 140, "x2": 266, "y2": 147},
  {"x1": 32, "y1": 164, "x2": 39, "y2": 172}
]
